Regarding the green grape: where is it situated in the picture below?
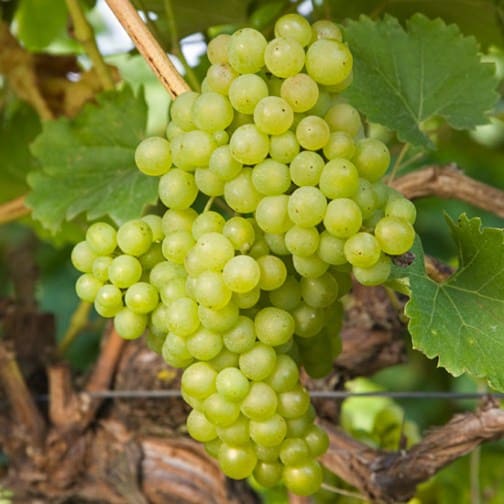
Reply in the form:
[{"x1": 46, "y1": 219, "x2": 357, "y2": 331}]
[
  {"x1": 134, "y1": 136, "x2": 172, "y2": 176},
  {"x1": 166, "y1": 120, "x2": 184, "y2": 140},
  {"x1": 124, "y1": 281, "x2": 159, "y2": 314},
  {"x1": 223, "y1": 255, "x2": 261, "y2": 293},
  {"x1": 216, "y1": 415, "x2": 250, "y2": 445},
  {"x1": 194, "y1": 271, "x2": 232, "y2": 310},
  {"x1": 311, "y1": 19, "x2": 343, "y2": 42},
  {"x1": 182, "y1": 361, "x2": 217, "y2": 399},
  {"x1": 71, "y1": 241, "x2": 99, "y2": 273},
  {"x1": 323, "y1": 131, "x2": 356, "y2": 160},
  {"x1": 166, "y1": 296, "x2": 200, "y2": 336},
  {"x1": 308, "y1": 88, "x2": 333, "y2": 117},
  {"x1": 91, "y1": 256, "x2": 112, "y2": 283},
  {"x1": 264, "y1": 233, "x2": 289, "y2": 256},
  {"x1": 198, "y1": 301, "x2": 239, "y2": 332},
  {"x1": 239, "y1": 342, "x2": 277, "y2": 381},
  {"x1": 288, "y1": 187, "x2": 327, "y2": 227},
  {"x1": 141, "y1": 214, "x2": 163, "y2": 242},
  {"x1": 162, "y1": 230, "x2": 195, "y2": 264},
  {"x1": 150, "y1": 303, "x2": 171, "y2": 334},
  {"x1": 254, "y1": 96, "x2": 294, "y2": 135},
  {"x1": 228, "y1": 28, "x2": 267, "y2": 74},
  {"x1": 233, "y1": 285, "x2": 261, "y2": 309},
  {"x1": 209, "y1": 348, "x2": 240, "y2": 371},
  {"x1": 253, "y1": 461, "x2": 283, "y2": 488},
  {"x1": 317, "y1": 230, "x2": 347, "y2": 265},
  {"x1": 252, "y1": 159, "x2": 290, "y2": 196},
  {"x1": 285, "y1": 226, "x2": 320, "y2": 257},
  {"x1": 353, "y1": 138, "x2": 390, "y2": 182},
  {"x1": 292, "y1": 253, "x2": 329, "y2": 279},
  {"x1": 204, "y1": 437, "x2": 222, "y2": 458},
  {"x1": 385, "y1": 196, "x2": 417, "y2": 224},
  {"x1": 192, "y1": 92, "x2": 234, "y2": 132},
  {"x1": 94, "y1": 284, "x2": 123, "y2": 317},
  {"x1": 207, "y1": 33, "x2": 231, "y2": 65},
  {"x1": 193, "y1": 232, "x2": 235, "y2": 271},
  {"x1": 285, "y1": 405, "x2": 316, "y2": 437},
  {"x1": 117, "y1": 219, "x2": 153, "y2": 257},
  {"x1": 295, "y1": 115, "x2": 330, "y2": 151},
  {"x1": 216, "y1": 367, "x2": 250, "y2": 402},
  {"x1": 323, "y1": 198, "x2": 362, "y2": 238},
  {"x1": 187, "y1": 327, "x2": 223, "y2": 361},
  {"x1": 86, "y1": 222, "x2": 117, "y2": 255},
  {"x1": 213, "y1": 130, "x2": 229, "y2": 146},
  {"x1": 277, "y1": 384, "x2": 310, "y2": 418},
  {"x1": 269, "y1": 275, "x2": 301, "y2": 311},
  {"x1": 204, "y1": 393, "x2": 241, "y2": 427},
  {"x1": 324, "y1": 103, "x2": 362, "y2": 136},
  {"x1": 306, "y1": 39, "x2": 352, "y2": 86},
  {"x1": 163, "y1": 336, "x2": 194, "y2": 368},
  {"x1": 249, "y1": 414, "x2": 287, "y2": 447},
  {"x1": 229, "y1": 124, "x2": 269, "y2": 165},
  {"x1": 206, "y1": 63, "x2": 238, "y2": 95},
  {"x1": 162, "y1": 207, "x2": 198, "y2": 234},
  {"x1": 194, "y1": 168, "x2": 225, "y2": 196},
  {"x1": 228, "y1": 74, "x2": 269, "y2": 114},
  {"x1": 274, "y1": 13, "x2": 312, "y2": 47},
  {"x1": 113, "y1": 307, "x2": 147, "y2": 340},
  {"x1": 304, "y1": 424, "x2": 329, "y2": 457},
  {"x1": 108, "y1": 254, "x2": 142, "y2": 288},
  {"x1": 265, "y1": 354, "x2": 299, "y2": 393},
  {"x1": 223, "y1": 216, "x2": 256, "y2": 253},
  {"x1": 169, "y1": 91, "x2": 199, "y2": 131},
  {"x1": 192, "y1": 211, "x2": 225, "y2": 239},
  {"x1": 264, "y1": 37, "x2": 305, "y2": 78},
  {"x1": 257, "y1": 254, "x2": 288, "y2": 291},
  {"x1": 374, "y1": 216, "x2": 415, "y2": 255},
  {"x1": 241, "y1": 382, "x2": 278, "y2": 421},
  {"x1": 343, "y1": 231, "x2": 381, "y2": 268},
  {"x1": 187, "y1": 409, "x2": 218, "y2": 442},
  {"x1": 224, "y1": 168, "x2": 262, "y2": 213},
  {"x1": 254, "y1": 306, "x2": 295, "y2": 347},
  {"x1": 254, "y1": 443, "x2": 281, "y2": 462},
  {"x1": 158, "y1": 276, "x2": 186, "y2": 306},
  {"x1": 222, "y1": 315, "x2": 256, "y2": 354},
  {"x1": 283, "y1": 461, "x2": 323, "y2": 496},
  {"x1": 279, "y1": 438, "x2": 310, "y2": 466},
  {"x1": 149, "y1": 260, "x2": 185, "y2": 290},
  {"x1": 75, "y1": 273, "x2": 102, "y2": 302},
  {"x1": 255, "y1": 195, "x2": 293, "y2": 234},
  {"x1": 158, "y1": 169, "x2": 198, "y2": 210},
  {"x1": 280, "y1": 73, "x2": 319, "y2": 113},
  {"x1": 269, "y1": 130, "x2": 300, "y2": 164},
  {"x1": 171, "y1": 130, "x2": 216, "y2": 169},
  {"x1": 289, "y1": 151, "x2": 324, "y2": 187},
  {"x1": 300, "y1": 272, "x2": 339, "y2": 308},
  {"x1": 209, "y1": 145, "x2": 243, "y2": 181},
  {"x1": 139, "y1": 243, "x2": 164, "y2": 271},
  {"x1": 218, "y1": 443, "x2": 257, "y2": 480},
  {"x1": 291, "y1": 302, "x2": 325, "y2": 338}
]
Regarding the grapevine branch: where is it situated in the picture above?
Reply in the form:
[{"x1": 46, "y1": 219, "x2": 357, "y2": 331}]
[
  {"x1": 104, "y1": 0, "x2": 190, "y2": 98},
  {"x1": 391, "y1": 164, "x2": 504, "y2": 218},
  {"x1": 320, "y1": 399, "x2": 504, "y2": 503}
]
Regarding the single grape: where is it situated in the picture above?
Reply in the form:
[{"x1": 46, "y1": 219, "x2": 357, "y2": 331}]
[
  {"x1": 252, "y1": 159, "x2": 290, "y2": 196},
  {"x1": 374, "y1": 216, "x2": 415, "y2": 255},
  {"x1": 204, "y1": 393, "x2": 241, "y2": 427},
  {"x1": 71, "y1": 241, "x2": 99, "y2": 273},
  {"x1": 193, "y1": 232, "x2": 235, "y2": 271},
  {"x1": 264, "y1": 37, "x2": 305, "y2": 78},
  {"x1": 162, "y1": 207, "x2": 198, "y2": 234},
  {"x1": 192, "y1": 211, "x2": 226, "y2": 239},
  {"x1": 228, "y1": 73, "x2": 269, "y2": 114},
  {"x1": 216, "y1": 414, "x2": 250, "y2": 445},
  {"x1": 223, "y1": 255, "x2": 261, "y2": 293},
  {"x1": 255, "y1": 195, "x2": 293, "y2": 234},
  {"x1": 257, "y1": 254, "x2": 288, "y2": 291},
  {"x1": 311, "y1": 19, "x2": 342, "y2": 42},
  {"x1": 295, "y1": 115, "x2": 330, "y2": 151},
  {"x1": 274, "y1": 13, "x2": 312, "y2": 47},
  {"x1": 265, "y1": 354, "x2": 300, "y2": 393},
  {"x1": 224, "y1": 168, "x2": 262, "y2": 214},
  {"x1": 277, "y1": 384, "x2": 311, "y2": 419},
  {"x1": 216, "y1": 367, "x2": 250, "y2": 402},
  {"x1": 229, "y1": 124, "x2": 269, "y2": 165},
  {"x1": 198, "y1": 301, "x2": 239, "y2": 332},
  {"x1": 218, "y1": 443, "x2": 257, "y2": 480},
  {"x1": 166, "y1": 296, "x2": 200, "y2": 336},
  {"x1": 223, "y1": 217, "x2": 256, "y2": 253},
  {"x1": 192, "y1": 92, "x2": 234, "y2": 132},
  {"x1": 317, "y1": 230, "x2": 347, "y2": 266},
  {"x1": 288, "y1": 187, "x2": 327, "y2": 228},
  {"x1": 269, "y1": 130, "x2": 300, "y2": 163},
  {"x1": 253, "y1": 461, "x2": 284, "y2": 488},
  {"x1": 241, "y1": 382, "x2": 278, "y2": 421},
  {"x1": 162, "y1": 230, "x2": 195, "y2": 264},
  {"x1": 239, "y1": 342, "x2": 277, "y2": 381},
  {"x1": 207, "y1": 34, "x2": 231, "y2": 65},
  {"x1": 113, "y1": 307, "x2": 147, "y2": 340},
  {"x1": 323, "y1": 198, "x2": 362, "y2": 238},
  {"x1": 254, "y1": 96, "x2": 294, "y2": 135},
  {"x1": 124, "y1": 281, "x2": 159, "y2": 314},
  {"x1": 158, "y1": 169, "x2": 198, "y2": 210},
  {"x1": 195, "y1": 168, "x2": 225, "y2": 197},
  {"x1": 86, "y1": 222, "x2": 117, "y2": 256},
  {"x1": 385, "y1": 196, "x2": 417, "y2": 224},
  {"x1": 285, "y1": 226, "x2": 320, "y2": 257},
  {"x1": 300, "y1": 272, "x2": 339, "y2": 308},
  {"x1": 228, "y1": 28, "x2": 267, "y2": 74},
  {"x1": 170, "y1": 91, "x2": 199, "y2": 131},
  {"x1": 306, "y1": 39, "x2": 352, "y2": 86},
  {"x1": 289, "y1": 151, "x2": 325, "y2": 187},
  {"x1": 182, "y1": 361, "x2": 217, "y2": 399},
  {"x1": 187, "y1": 327, "x2": 223, "y2": 361},
  {"x1": 75, "y1": 273, "x2": 103, "y2": 302},
  {"x1": 255, "y1": 306, "x2": 295, "y2": 347},
  {"x1": 304, "y1": 424, "x2": 329, "y2": 457},
  {"x1": 343, "y1": 232, "x2": 381, "y2": 268},
  {"x1": 209, "y1": 145, "x2": 243, "y2": 181},
  {"x1": 186, "y1": 409, "x2": 218, "y2": 442},
  {"x1": 206, "y1": 63, "x2": 238, "y2": 95},
  {"x1": 222, "y1": 315, "x2": 257, "y2": 354},
  {"x1": 280, "y1": 438, "x2": 311, "y2": 466},
  {"x1": 268, "y1": 275, "x2": 302, "y2": 311},
  {"x1": 283, "y1": 460, "x2": 323, "y2": 496},
  {"x1": 291, "y1": 302, "x2": 326, "y2": 338},
  {"x1": 352, "y1": 138, "x2": 390, "y2": 182},
  {"x1": 135, "y1": 136, "x2": 172, "y2": 176},
  {"x1": 194, "y1": 271, "x2": 232, "y2": 310},
  {"x1": 323, "y1": 131, "x2": 356, "y2": 160},
  {"x1": 324, "y1": 103, "x2": 362, "y2": 137}
]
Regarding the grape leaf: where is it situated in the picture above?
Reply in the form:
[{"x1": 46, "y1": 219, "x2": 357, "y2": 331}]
[
  {"x1": 131, "y1": 0, "x2": 252, "y2": 46},
  {"x1": 27, "y1": 86, "x2": 158, "y2": 233},
  {"x1": 343, "y1": 14, "x2": 499, "y2": 148},
  {"x1": 328, "y1": 0, "x2": 504, "y2": 48},
  {"x1": 0, "y1": 102, "x2": 41, "y2": 202},
  {"x1": 405, "y1": 215, "x2": 504, "y2": 391}
]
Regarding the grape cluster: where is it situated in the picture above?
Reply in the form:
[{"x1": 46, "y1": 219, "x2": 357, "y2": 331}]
[{"x1": 71, "y1": 13, "x2": 416, "y2": 496}]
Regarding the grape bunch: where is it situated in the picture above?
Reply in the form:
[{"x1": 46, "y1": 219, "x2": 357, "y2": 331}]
[{"x1": 71, "y1": 13, "x2": 416, "y2": 496}]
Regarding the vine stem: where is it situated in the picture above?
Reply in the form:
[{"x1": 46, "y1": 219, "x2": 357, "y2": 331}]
[
  {"x1": 0, "y1": 195, "x2": 30, "y2": 225},
  {"x1": 57, "y1": 300, "x2": 93, "y2": 356},
  {"x1": 105, "y1": 0, "x2": 190, "y2": 98},
  {"x1": 65, "y1": 0, "x2": 115, "y2": 91}
]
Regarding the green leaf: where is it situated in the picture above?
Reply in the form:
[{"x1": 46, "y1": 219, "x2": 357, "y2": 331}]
[
  {"x1": 15, "y1": 0, "x2": 69, "y2": 50},
  {"x1": 0, "y1": 102, "x2": 41, "y2": 202},
  {"x1": 344, "y1": 14, "x2": 499, "y2": 148},
  {"x1": 328, "y1": 0, "x2": 504, "y2": 48},
  {"x1": 27, "y1": 86, "x2": 158, "y2": 233},
  {"x1": 405, "y1": 215, "x2": 504, "y2": 391},
  {"x1": 131, "y1": 0, "x2": 252, "y2": 47}
]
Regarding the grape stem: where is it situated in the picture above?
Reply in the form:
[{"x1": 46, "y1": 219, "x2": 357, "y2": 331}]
[
  {"x1": 391, "y1": 163, "x2": 504, "y2": 218},
  {"x1": 386, "y1": 142, "x2": 410, "y2": 183},
  {"x1": 65, "y1": 0, "x2": 115, "y2": 91},
  {"x1": 0, "y1": 195, "x2": 31, "y2": 225},
  {"x1": 105, "y1": 0, "x2": 191, "y2": 97},
  {"x1": 57, "y1": 300, "x2": 93, "y2": 357}
]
